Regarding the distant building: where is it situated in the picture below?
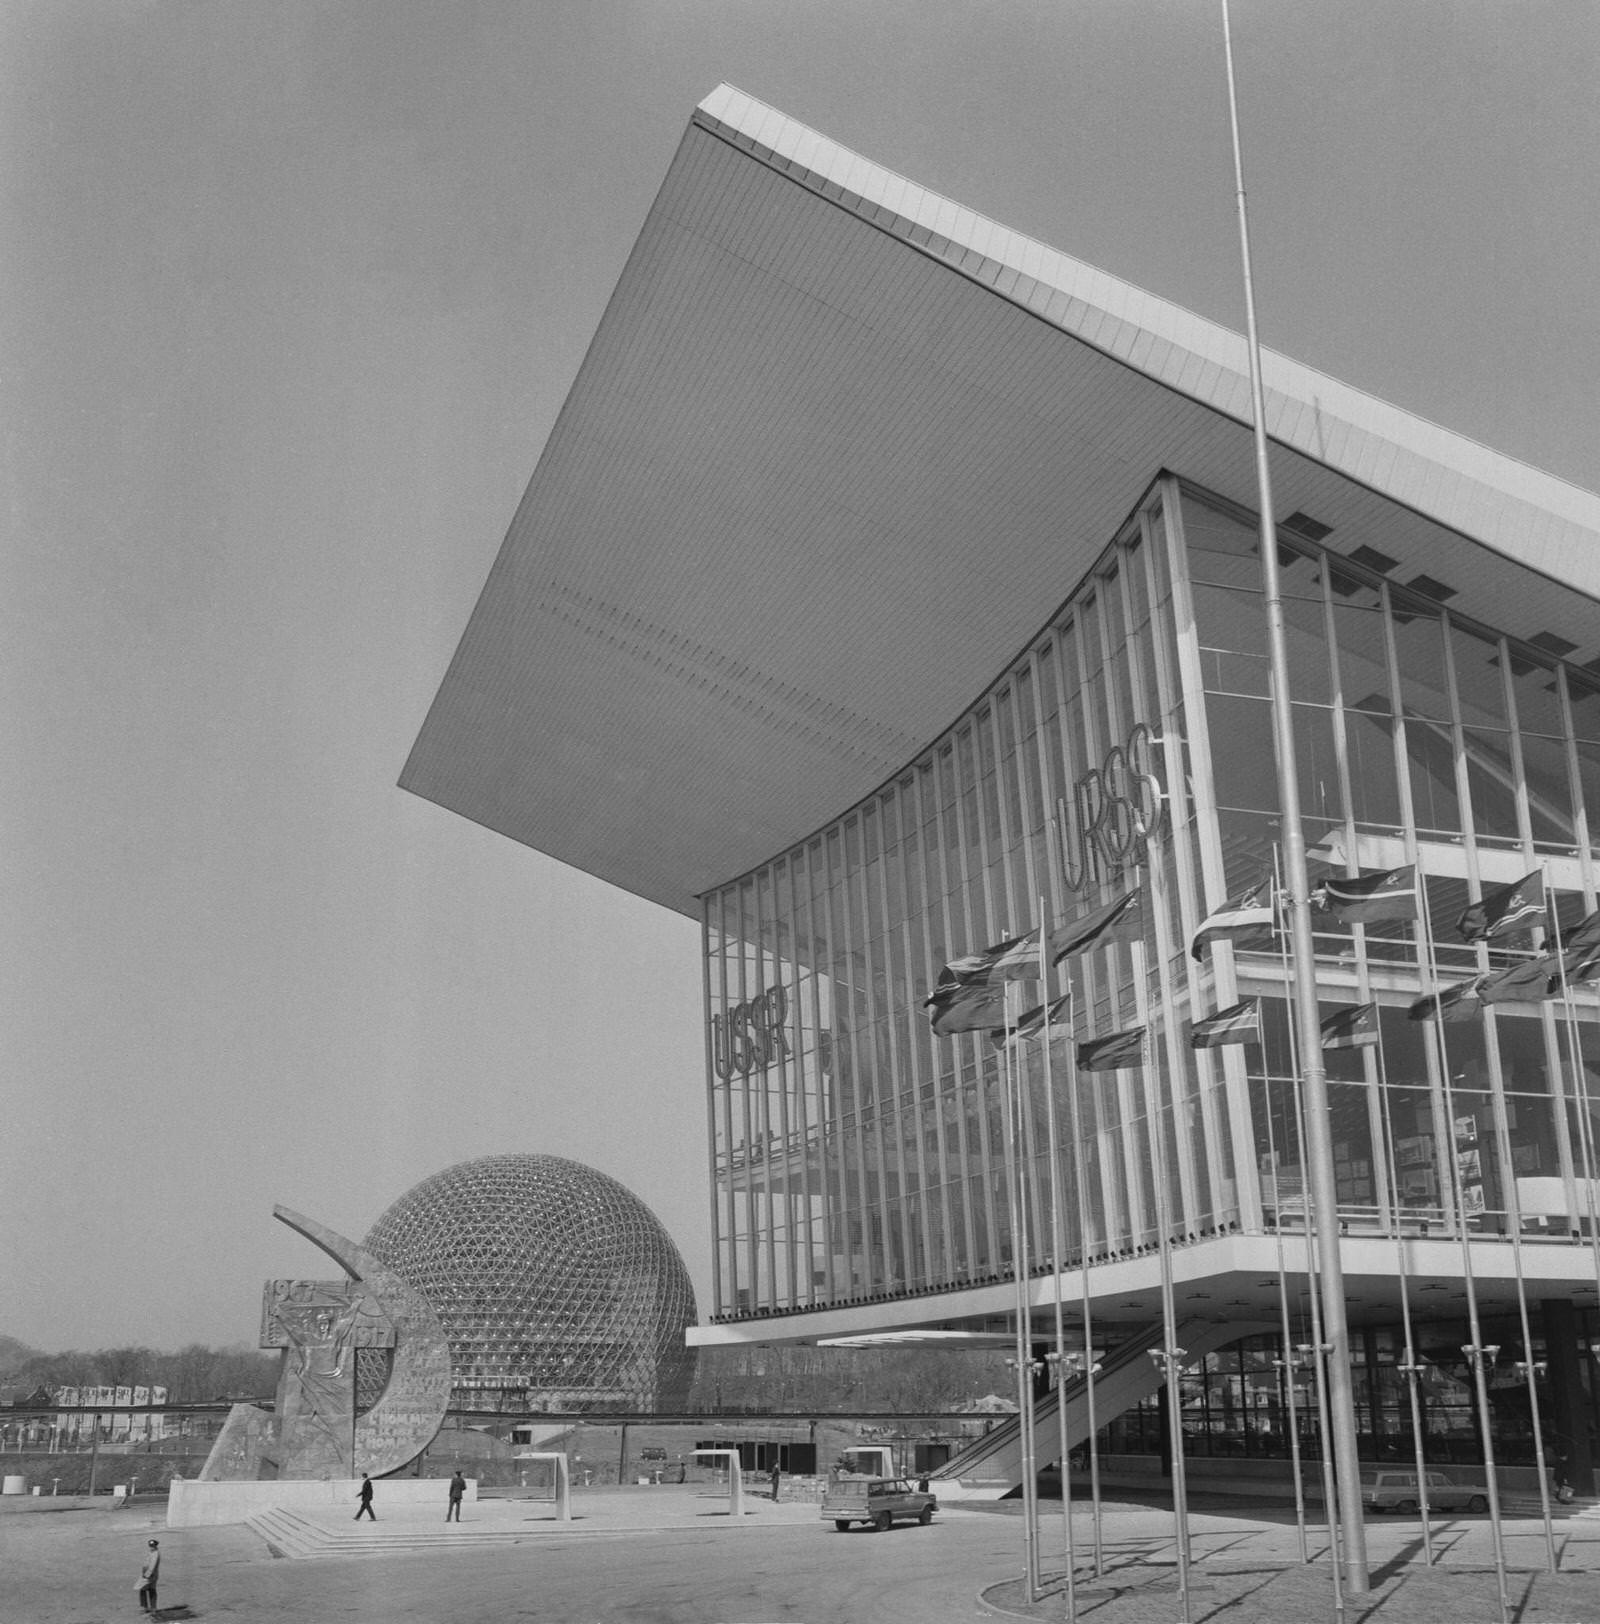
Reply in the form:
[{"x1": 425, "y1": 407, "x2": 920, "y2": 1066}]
[
  {"x1": 53, "y1": 1385, "x2": 168, "y2": 1443},
  {"x1": 366, "y1": 1154, "x2": 697, "y2": 1413}
]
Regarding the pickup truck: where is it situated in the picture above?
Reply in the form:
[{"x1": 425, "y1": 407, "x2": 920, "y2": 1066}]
[{"x1": 820, "y1": 1475, "x2": 937, "y2": 1532}]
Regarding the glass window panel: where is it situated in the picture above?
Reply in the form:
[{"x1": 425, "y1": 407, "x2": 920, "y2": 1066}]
[
  {"x1": 1328, "y1": 1082, "x2": 1377, "y2": 1209},
  {"x1": 1505, "y1": 648, "x2": 1567, "y2": 737},
  {"x1": 1494, "y1": 1010, "x2": 1554, "y2": 1095},
  {"x1": 1216, "y1": 807, "x2": 1283, "y2": 893},
  {"x1": 1292, "y1": 703, "x2": 1344, "y2": 824},
  {"x1": 1184, "y1": 502, "x2": 1258, "y2": 574},
  {"x1": 1389, "y1": 595, "x2": 1451, "y2": 722},
  {"x1": 1206, "y1": 695, "x2": 1280, "y2": 812},
  {"x1": 1403, "y1": 718, "x2": 1463, "y2": 836},
  {"x1": 1344, "y1": 708, "x2": 1403, "y2": 828},
  {"x1": 1192, "y1": 580, "x2": 1269, "y2": 666},
  {"x1": 1461, "y1": 727, "x2": 1522, "y2": 842},
  {"x1": 1282, "y1": 613, "x2": 1333, "y2": 703},
  {"x1": 1574, "y1": 741, "x2": 1600, "y2": 833},
  {"x1": 1450, "y1": 622, "x2": 1510, "y2": 729},
  {"x1": 1104, "y1": 567, "x2": 1136, "y2": 735},
  {"x1": 1566, "y1": 671, "x2": 1600, "y2": 746},
  {"x1": 1520, "y1": 732, "x2": 1576, "y2": 847}
]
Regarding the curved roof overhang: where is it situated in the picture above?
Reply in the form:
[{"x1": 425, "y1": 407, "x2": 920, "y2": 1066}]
[{"x1": 401, "y1": 85, "x2": 1600, "y2": 919}]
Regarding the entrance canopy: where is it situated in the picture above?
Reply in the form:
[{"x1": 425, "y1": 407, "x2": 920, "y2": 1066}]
[{"x1": 402, "y1": 85, "x2": 1600, "y2": 917}]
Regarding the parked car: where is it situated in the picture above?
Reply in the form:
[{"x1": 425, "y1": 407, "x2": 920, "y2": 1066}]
[
  {"x1": 820, "y1": 1475, "x2": 938, "y2": 1532},
  {"x1": 1363, "y1": 1470, "x2": 1488, "y2": 1514}
]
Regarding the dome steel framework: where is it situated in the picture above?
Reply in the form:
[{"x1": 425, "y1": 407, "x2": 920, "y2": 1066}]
[{"x1": 365, "y1": 1154, "x2": 697, "y2": 1413}]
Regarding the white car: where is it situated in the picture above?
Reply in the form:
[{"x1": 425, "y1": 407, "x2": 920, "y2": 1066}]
[{"x1": 1363, "y1": 1470, "x2": 1488, "y2": 1514}]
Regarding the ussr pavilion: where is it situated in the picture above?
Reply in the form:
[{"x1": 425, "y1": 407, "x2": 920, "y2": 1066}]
[{"x1": 402, "y1": 86, "x2": 1600, "y2": 1498}]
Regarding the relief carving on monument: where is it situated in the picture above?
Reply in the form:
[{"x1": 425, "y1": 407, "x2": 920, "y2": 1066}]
[{"x1": 199, "y1": 1206, "x2": 451, "y2": 1481}]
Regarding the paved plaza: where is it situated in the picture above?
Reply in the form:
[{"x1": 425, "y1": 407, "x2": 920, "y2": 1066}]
[{"x1": 1, "y1": 1484, "x2": 1596, "y2": 1624}]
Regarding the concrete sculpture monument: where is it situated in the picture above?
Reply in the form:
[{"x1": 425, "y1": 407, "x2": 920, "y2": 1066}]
[{"x1": 199, "y1": 1205, "x2": 451, "y2": 1480}]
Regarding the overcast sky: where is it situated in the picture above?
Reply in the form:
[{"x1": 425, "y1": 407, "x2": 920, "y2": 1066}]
[{"x1": 4, "y1": 1, "x2": 1597, "y2": 1353}]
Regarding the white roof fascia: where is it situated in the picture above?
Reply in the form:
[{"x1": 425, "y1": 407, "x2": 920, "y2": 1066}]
[{"x1": 695, "y1": 84, "x2": 1600, "y2": 584}]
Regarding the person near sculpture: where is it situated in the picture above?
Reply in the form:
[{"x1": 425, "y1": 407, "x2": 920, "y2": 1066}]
[
  {"x1": 137, "y1": 1538, "x2": 160, "y2": 1613},
  {"x1": 447, "y1": 1469, "x2": 466, "y2": 1521},
  {"x1": 355, "y1": 1473, "x2": 376, "y2": 1520}
]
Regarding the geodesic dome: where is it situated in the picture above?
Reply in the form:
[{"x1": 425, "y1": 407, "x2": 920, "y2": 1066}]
[{"x1": 364, "y1": 1154, "x2": 697, "y2": 1413}]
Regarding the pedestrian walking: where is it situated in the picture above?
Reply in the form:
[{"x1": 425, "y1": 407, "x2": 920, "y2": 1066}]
[
  {"x1": 355, "y1": 1473, "x2": 376, "y2": 1520},
  {"x1": 769, "y1": 1462, "x2": 781, "y2": 1502},
  {"x1": 137, "y1": 1538, "x2": 160, "y2": 1613},
  {"x1": 447, "y1": 1469, "x2": 466, "y2": 1521}
]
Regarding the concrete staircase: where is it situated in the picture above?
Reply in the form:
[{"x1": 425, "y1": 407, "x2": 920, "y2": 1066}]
[
  {"x1": 932, "y1": 1317, "x2": 1276, "y2": 1499},
  {"x1": 247, "y1": 1505, "x2": 555, "y2": 1558}
]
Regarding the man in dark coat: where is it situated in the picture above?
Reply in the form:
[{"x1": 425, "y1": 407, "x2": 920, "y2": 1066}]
[
  {"x1": 355, "y1": 1473, "x2": 376, "y2": 1520},
  {"x1": 137, "y1": 1538, "x2": 161, "y2": 1613},
  {"x1": 447, "y1": 1470, "x2": 467, "y2": 1521}
]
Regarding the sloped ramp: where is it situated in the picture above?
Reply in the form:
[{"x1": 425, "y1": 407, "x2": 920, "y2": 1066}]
[{"x1": 932, "y1": 1318, "x2": 1276, "y2": 1499}]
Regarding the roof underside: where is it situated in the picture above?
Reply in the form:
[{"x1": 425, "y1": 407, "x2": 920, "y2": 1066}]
[{"x1": 402, "y1": 86, "x2": 1600, "y2": 919}]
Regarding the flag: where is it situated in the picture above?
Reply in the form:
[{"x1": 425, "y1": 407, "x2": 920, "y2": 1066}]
[
  {"x1": 1313, "y1": 865, "x2": 1416, "y2": 924},
  {"x1": 1191, "y1": 879, "x2": 1276, "y2": 961},
  {"x1": 1553, "y1": 908, "x2": 1600, "y2": 953},
  {"x1": 1455, "y1": 870, "x2": 1545, "y2": 943},
  {"x1": 989, "y1": 993, "x2": 1072, "y2": 1050},
  {"x1": 1556, "y1": 937, "x2": 1600, "y2": 989},
  {"x1": 1188, "y1": 998, "x2": 1261, "y2": 1049},
  {"x1": 1407, "y1": 978, "x2": 1484, "y2": 1022},
  {"x1": 1478, "y1": 955, "x2": 1561, "y2": 1005},
  {"x1": 1046, "y1": 889, "x2": 1144, "y2": 962},
  {"x1": 925, "y1": 977, "x2": 1009, "y2": 1036},
  {"x1": 979, "y1": 933, "x2": 1047, "y2": 981},
  {"x1": 931, "y1": 932, "x2": 1035, "y2": 989},
  {"x1": 1320, "y1": 1003, "x2": 1378, "y2": 1050},
  {"x1": 1077, "y1": 1027, "x2": 1147, "y2": 1071}
]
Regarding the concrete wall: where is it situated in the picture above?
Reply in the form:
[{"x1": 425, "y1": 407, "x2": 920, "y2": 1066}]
[{"x1": 168, "y1": 1475, "x2": 477, "y2": 1527}]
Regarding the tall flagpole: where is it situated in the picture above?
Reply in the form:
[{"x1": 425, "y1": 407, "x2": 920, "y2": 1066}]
[
  {"x1": 1220, "y1": 0, "x2": 1369, "y2": 1590},
  {"x1": 1372, "y1": 1016, "x2": 1437, "y2": 1566},
  {"x1": 1036, "y1": 902, "x2": 1078, "y2": 1619},
  {"x1": 1000, "y1": 980, "x2": 1041, "y2": 1602},
  {"x1": 1415, "y1": 874, "x2": 1511, "y2": 1624},
  {"x1": 1130, "y1": 930, "x2": 1191, "y2": 1624}
]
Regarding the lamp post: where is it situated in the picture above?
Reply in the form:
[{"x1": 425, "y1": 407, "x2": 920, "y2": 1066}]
[
  {"x1": 1048, "y1": 1349, "x2": 1103, "y2": 1586},
  {"x1": 1396, "y1": 1355, "x2": 1435, "y2": 1564},
  {"x1": 1147, "y1": 1344, "x2": 1191, "y2": 1624}
]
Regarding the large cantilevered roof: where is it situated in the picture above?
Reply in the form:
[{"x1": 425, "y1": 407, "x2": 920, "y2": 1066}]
[{"x1": 402, "y1": 85, "x2": 1600, "y2": 919}]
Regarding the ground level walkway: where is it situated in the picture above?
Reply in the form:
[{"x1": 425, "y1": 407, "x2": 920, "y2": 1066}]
[{"x1": 1, "y1": 1480, "x2": 1594, "y2": 1623}]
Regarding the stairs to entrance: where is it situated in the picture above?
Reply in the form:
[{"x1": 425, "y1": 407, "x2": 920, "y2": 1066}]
[{"x1": 247, "y1": 1505, "x2": 549, "y2": 1558}]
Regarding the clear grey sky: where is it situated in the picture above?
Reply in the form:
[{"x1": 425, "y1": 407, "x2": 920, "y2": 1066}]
[{"x1": 4, "y1": 1, "x2": 1596, "y2": 1352}]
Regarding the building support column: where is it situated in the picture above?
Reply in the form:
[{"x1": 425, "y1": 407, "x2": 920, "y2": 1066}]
[{"x1": 1542, "y1": 1297, "x2": 1596, "y2": 1496}]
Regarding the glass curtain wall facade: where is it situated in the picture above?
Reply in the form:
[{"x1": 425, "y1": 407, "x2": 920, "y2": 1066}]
[{"x1": 702, "y1": 472, "x2": 1600, "y2": 1323}]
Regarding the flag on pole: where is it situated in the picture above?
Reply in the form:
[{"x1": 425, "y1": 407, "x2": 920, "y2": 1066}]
[
  {"x1": 1557, "y1": 937, "x2": 1600, "y2": 989},
  {"x1": 1188, "y1": 998, "x2": 1261, "y2": 1049},
  {"x1": 1407, "y1": 978, "x2": 1484, "y2": 1022},
  {"x1": 1190, "y1": 878, "x2": 1276, "y2": 960},
  {"x1": 1478, "y1": 955, "x2": 1561, "y2": 1005},
  {"x1": 1076, "y1": 1027, "x2": 1147, "y2": 1071},
  {"x1": 1455, "y1": 870, "x2": 1545, "y2": 942},
  {"x1": 979, "y1": 933, "x2": 1049, "y2": 981},
  {"x1": 989, "y1": 993, "x2": 1072, "y2": 1050},
  {"x1": 1312, "y1": 865, "x2": 1416, "y2": 924},
  {"x1": 925, "y1": 976, "x2": 1010, "y2": 1036},
  {"x1": 1046, "y1": 888, "x2": 1144, "y2": 962},
  {"x1": 1320, "y1": 1002, "x2": 1378, "y2": 1049},
  {"x1": 1554, "y1": 907, "x2": 1600, "y2": 952}
]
